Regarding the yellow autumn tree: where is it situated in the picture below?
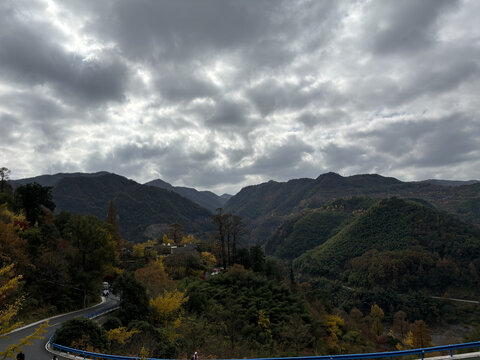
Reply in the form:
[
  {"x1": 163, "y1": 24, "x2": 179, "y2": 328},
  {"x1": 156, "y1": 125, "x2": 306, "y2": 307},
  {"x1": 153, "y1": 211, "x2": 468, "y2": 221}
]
[
  {"x1": 0, "y1": 216, "x2": 30, "y2": 272},
  {"x1": 410, "y1": 320, "x2": 432, "y2": 348},
  {"x1": 108, "y1": 326, "x2": 140, "y2": 353},
  {"x1": 325, "y1": 314, "x2": 344, "y2": 353},
  {"x1": 150, "y1": 289, "x2": 189, "y2": 327},
  {"x1": 370, "y1": 303, "x2": 384, "y2": 337},
  {"x1": 133, "y1": 239, "x2": 158, "y2": 258},
  {"x1": 135, "y1": 259, "x2": 172, "y2": 297},
  {"x1": 0, "y1": 264, "x2": 49, "y2": 359},
  {"x1": 180, "y1": 234, "x2": 198, "y2": 246},
  {"x1": 200, "y1": 251, "x2": 216, "y2": 270},
  {"x1": 258, "y1": 309, "x2": 271, "y2": 335}
]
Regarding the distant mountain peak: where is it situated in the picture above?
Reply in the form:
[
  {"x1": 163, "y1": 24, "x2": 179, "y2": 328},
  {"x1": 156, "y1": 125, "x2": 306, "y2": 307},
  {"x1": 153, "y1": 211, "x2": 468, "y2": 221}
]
[{"x1": 144, "y1": 178, "x2": 227, "y2": 212}]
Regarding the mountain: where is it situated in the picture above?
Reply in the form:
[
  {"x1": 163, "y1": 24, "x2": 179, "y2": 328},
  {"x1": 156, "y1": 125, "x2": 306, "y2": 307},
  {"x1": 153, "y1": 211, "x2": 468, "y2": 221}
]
[
  {"x1": 51, "y1": 173, "x2": 214, "y2": 242},
  {"x1": 9, "y1": 171, "x2": 110, "y2": 188},
  {"x1": 145, "y1": 179, "x2": 228, "y2": 212},
  {"x1": 224, "y1": 172, "x2": 480, "y2": 245},
  {"x1": 293, "y1": 197, "x2": 480, "y2": 296},
  {"x1": 422, "y1": 179, "x2": 480, "y2": 187},
  {"x1": 265, "y1": 197, "x2": 377, "y2": 259}
]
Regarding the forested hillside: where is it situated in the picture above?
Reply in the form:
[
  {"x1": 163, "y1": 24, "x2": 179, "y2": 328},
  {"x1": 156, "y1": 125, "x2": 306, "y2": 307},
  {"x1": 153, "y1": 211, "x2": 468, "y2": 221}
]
[
  {"x1": 265, "y1": 197, "x2": 377, "y2": 259},
  {"x1": 294, "y1": 197, "x2": 480, "y2": 296},
  {"x1": 3, "y1": 169, "x2": 480, "y2": 359},
  {"x1": 225, "y1": 173, "x2": 480, "y2": 245},
  {"x1": 53, "y1": 173, "x2": 214, "y2": 242}
]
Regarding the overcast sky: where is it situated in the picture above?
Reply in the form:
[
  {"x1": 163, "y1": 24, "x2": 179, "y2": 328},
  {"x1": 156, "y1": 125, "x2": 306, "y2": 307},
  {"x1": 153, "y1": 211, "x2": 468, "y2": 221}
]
[{"x1": 1, "y1": 0, "x2": 479, "y2": 195}]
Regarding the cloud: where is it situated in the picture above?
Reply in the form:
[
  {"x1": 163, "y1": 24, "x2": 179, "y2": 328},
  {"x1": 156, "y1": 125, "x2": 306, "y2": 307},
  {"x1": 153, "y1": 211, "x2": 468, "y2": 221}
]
[
  {"x1": 0, "y1": 3, "x2": 130, "y2": 106},
  {"x1": 356, "y1": 113, "x2": 480, "y2": 169},
  {"x1": 1, "y1": 0, "x2": 480, "y2": 194},
  {"x1": 365, "y1": 0, "x2": 459, "y2": 55}
]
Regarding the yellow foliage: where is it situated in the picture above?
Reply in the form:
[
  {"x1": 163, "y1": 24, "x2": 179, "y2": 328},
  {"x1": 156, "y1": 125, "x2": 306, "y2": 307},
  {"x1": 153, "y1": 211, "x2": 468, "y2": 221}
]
[
  {"x1": 135, "y1": 259, "x2": 171, "y2": 297},
  {"x1": 1, "y1": 264, "x2": 23, "y2": 336},
  {"x1": 180, "y1": 234, "x2": 198, "y2": 245},
  {"x1": 0, "y1": 263, "x2": 49, "y2": 358},
  {"x1": 139, "y1": 346, "x2": 150, "y2": 359},
  {"x1": 150, "y1": 289, "x2": 189, "y2": 326},
  {"x1": 0, "y1": 219, "x2": 30, "y2": 270},
  {"x1": 107, "y1": 326, "x2": 140, "y2": 344},
  {"x1": 133, "y1": 239, "x2": 158, "y2": 258},
  {"x1": 325, "y1": 314, "x2": 344, "y2": 353},
  {"x1": 325, "y1": 314, "x2": 344, "y2": 337},
  {"x1": 258, "y1": 309, "x2": 271, "y2": 335},
  {"x1": 0, "y1": 204, "x2": 26, "y2": 225},
  {"x1": 200, "y1": 251, "x2": 216, "y2": 269},
  {"x1": 162, "y1": 234, "x2": 171, "y2": 245},
  {"x1": 404, "y1": 330, "x2": 414, "y2": 349},
  {"x1": 370, "y1": 304, "x2": 384, "y2": 337}
]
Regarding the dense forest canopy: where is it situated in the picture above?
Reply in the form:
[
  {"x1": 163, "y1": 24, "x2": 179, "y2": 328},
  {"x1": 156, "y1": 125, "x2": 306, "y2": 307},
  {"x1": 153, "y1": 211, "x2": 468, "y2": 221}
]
[{"x1": 3, "y1": 168, "x2": 480, "y2": 358}]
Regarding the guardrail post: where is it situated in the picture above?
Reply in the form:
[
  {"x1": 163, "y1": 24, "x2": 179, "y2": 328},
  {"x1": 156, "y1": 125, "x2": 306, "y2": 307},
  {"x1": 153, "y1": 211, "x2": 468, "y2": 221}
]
[
  {"x1": 449, "y1": 349, "x2": 453, "y2": 357},
  {"x1": 421, "y1": 350, "x2": 424, "y2": 360}
]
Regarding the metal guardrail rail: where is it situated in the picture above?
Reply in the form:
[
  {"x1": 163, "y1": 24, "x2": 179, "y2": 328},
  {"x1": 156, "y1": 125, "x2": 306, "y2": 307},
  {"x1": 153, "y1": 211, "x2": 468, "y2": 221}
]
[{"x1": 48, "y1": 306, "x2": 480, "y2": 360}]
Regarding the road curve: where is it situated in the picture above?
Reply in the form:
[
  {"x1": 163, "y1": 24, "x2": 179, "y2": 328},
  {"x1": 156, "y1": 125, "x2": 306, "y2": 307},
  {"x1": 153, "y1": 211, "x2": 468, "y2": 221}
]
[{"x1": 0, "y1": 296, "x2": 119, "y2": 359}]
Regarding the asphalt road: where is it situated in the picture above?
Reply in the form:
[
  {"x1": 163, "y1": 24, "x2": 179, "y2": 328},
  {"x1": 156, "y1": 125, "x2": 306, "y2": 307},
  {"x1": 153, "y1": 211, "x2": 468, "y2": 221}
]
[{"x1": 0, "y1": 296, "x2": 119, "y2": 360}]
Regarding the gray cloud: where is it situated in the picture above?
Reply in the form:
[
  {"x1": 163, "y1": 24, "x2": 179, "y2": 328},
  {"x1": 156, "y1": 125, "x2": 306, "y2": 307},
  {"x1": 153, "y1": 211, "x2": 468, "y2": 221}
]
[
  {"x1": 155, "y1": 69, "x2": 219, "y2": 103},
  {"x1": 365, "y1": 0, "x2": 459, "y2": 55},
  {"x1": 247, "y1": 78, "x2": 345, "y2": 117},
  {"x1": 1, "y1": 0, "x2": 480, "y2": 194},
  {"x1": 356, "y1": 114, "x2": 480, "y2": 169},
  {"x1": 0, "y1": 3, "x2": 129, "y2": 105}
]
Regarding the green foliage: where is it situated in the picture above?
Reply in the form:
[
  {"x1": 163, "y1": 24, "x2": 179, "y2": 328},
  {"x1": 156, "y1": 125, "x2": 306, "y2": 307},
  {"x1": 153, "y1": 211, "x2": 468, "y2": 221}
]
[
  {"x1": 52, "y1": 173, "x2": 213, "y2": 243},
  {"x1": 113, "y1": 272, "x2": 151, "y2": 325},
  {"x1": 14, "y1": 182, "x2": 55, "y2": 225},
  {"x1": 184, "y1": 265, "x2": 308, "y2": 357},
  {"x1": 295, "y1": 198, "x2": 480, "y2": 296},
  {"x1": 53, "y1": 317, "x2": 109, "y2": 352},
  {"x1": 62, "y1": 214, "x2": 117, "y2": 304},
  {"x1": 266, "y1": 209, "x2": 353, "y2": 259},
  {"x1": 103, "y1": 317, "x2": 122, "y2": 331},
  {"x1": 127, "y1": 320, "x2": 178, "y2": 358}
]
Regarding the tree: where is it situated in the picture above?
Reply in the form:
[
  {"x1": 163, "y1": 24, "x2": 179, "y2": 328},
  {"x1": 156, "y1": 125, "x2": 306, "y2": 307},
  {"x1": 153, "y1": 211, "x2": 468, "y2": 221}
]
[
  {"x1": 0, "y1": 209, "x2": 30, "y2": 272},
  {"x1": 53, "y1": 317, "x2": 109, "y2": 352},
  {"x1": 280, "y1": 315, "x2": 313, "y2": 356},
  {"x1": 370, "y1": 303, "x2": 384, "y2": 337},
  {"x1": 0, "y1": 264, "x2": 48, "y2": 359},
  {"x1": 249, "y1": 245, "x2": 265, "y2": 272},
  {"x1": 410, "y1": 320, "x2": 432, "y2": 348},
  {"x1": 0, "y1": 167, "x2": 11, "y2": 193},
  {"x1": 64, "y1": 214, "x2": 116, "y2": 305},
  {"x1": 168, "y1": 223, "x2": 183, "y2": 245},
  {"x1": 150, "y1": 289, "x2": 188, "y2": 327},
  {"x1": 113, "y1": 272, "x2": 150, "y2": 325},
  {"x1": 14, "y1": 183, "x2": 55, "y2": 225},
  {"x1": 135, "y1": 259, "x2": 171, "y2": 298},
  {"x1": 325, "y1": 314, "x2": 344, "y2": 354},
  {"x1": 392, "y1": 311, "x2": 409, "y2": 340},
  {"x1": 106, "y1": 200, "x2": 122, "y2": 258},
  {"x1": 212, "y1": 208, "x2": 227, "y2": 268},
  {"x1": 230, "y1": 215, "x2": 244, "y2": 265}
]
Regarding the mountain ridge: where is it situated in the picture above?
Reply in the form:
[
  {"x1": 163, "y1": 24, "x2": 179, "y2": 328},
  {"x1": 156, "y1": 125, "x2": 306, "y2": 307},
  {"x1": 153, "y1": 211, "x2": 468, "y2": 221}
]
[{"x1": 51, "y1": 173, "x2": 214, "y2": 242}]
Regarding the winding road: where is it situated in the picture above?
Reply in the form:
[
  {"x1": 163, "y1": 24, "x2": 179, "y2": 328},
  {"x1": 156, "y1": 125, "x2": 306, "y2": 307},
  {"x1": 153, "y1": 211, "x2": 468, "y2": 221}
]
[{"x1": 0, "y1": 296, "x2": 119, "y2": 359}]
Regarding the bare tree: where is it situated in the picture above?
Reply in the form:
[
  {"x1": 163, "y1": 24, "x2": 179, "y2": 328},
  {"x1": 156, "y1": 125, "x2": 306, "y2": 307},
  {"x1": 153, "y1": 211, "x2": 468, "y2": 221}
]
[{"x1": 0, "y1": 167, "x2": 11, "y2": 192}]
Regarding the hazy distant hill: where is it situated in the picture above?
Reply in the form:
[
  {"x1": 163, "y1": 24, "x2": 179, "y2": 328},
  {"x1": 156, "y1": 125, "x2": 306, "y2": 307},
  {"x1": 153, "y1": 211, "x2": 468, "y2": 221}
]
[
  {"x1": 225, "y1": 172, "x2": 480, "y2": 245},
  {"x1": 422, "y1": 179, "x2": 480, "y2": 187},
  {"x1": 145, "y1": 179, "x2": 228, "y2": 212},
  {"x1": 51, "y1": 173, "x2": 214, "y2": 242},
  {"x1": 9, "y1": 171, "x2": 110, "y2": 188},
  {"x1": 294, "y1": 197, "x2": 480, "y2": 296}
]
